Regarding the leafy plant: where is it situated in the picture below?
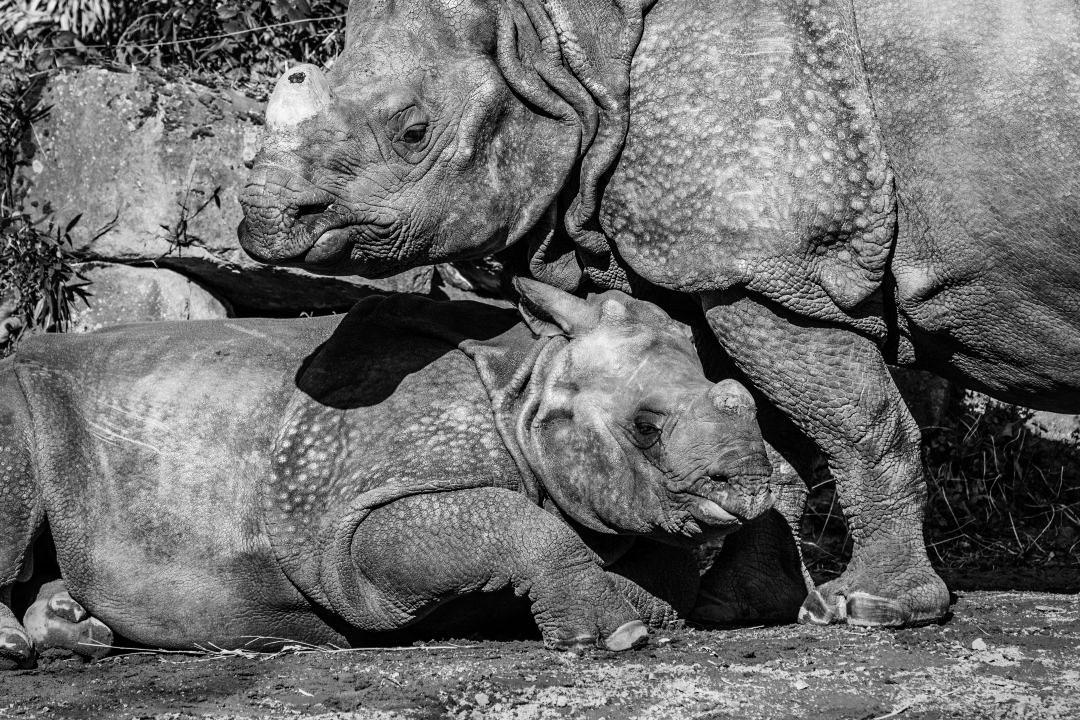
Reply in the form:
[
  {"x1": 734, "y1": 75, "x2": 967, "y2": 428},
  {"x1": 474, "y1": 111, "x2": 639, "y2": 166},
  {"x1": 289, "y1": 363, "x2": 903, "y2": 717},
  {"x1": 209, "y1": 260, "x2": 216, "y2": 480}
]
[
  {"x1": 0, "y1": 213, "x2": 89, "y2": 355},
  {"x1": 0, "y1": 0, "x2": 112, "y2": 40},
  {"x1": 0, "y1": 30, "x2": 87, "y2": 355},
  {"x1": 2, "y1": 0, "x2": 348, "y2": 77}
]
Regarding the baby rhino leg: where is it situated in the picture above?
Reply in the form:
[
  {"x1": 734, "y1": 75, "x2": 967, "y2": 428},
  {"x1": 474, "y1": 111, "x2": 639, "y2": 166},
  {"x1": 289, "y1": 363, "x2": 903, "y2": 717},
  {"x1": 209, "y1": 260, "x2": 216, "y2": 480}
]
[
  {"x1": 351, "y1": 487, "x2": 648, "y2": 651},
  {"x1": 23, "y1": 580, "x2": 113, "y2": 659},
  {"x1": 0, "y1": 593, "x2": 34, "y2": 670},
  {"x1": 0, "y1": 361, "x2": 42, "y2": 669}
]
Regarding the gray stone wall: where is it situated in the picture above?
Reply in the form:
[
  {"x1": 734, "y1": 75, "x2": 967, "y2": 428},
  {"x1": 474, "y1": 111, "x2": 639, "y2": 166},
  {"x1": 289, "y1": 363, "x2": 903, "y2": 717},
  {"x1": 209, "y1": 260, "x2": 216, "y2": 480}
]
[{"x1": 18, "y1": 67, "x2": 432, "y2": 314}]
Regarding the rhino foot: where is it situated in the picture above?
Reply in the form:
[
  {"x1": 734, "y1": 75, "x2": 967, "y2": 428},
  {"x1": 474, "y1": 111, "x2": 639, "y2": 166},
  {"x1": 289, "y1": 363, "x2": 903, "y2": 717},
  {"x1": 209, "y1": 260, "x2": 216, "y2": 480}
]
[
  {"x1": 0, "y1": 620, "x2": 36, "y2": 670},
  {"x1": 547, "y1": 620, "x2": 648, "y2": 653},
  {"x1": 23, "y1": 580, "x2": 113, "y2": 659},
  {"x1": 798, "y1": 565, "x2": 950, "y2": 627}
]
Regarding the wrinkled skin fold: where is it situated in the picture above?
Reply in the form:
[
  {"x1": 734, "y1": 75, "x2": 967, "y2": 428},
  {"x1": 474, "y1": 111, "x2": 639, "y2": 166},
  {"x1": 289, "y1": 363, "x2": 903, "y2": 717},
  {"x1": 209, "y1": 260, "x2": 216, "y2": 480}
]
[
  {"x1": 0, "y1": 283, "x2": 778, "y2": 669},
  {"x1": 238, "y1": 0, "x2": 1080, "y2": 628}
]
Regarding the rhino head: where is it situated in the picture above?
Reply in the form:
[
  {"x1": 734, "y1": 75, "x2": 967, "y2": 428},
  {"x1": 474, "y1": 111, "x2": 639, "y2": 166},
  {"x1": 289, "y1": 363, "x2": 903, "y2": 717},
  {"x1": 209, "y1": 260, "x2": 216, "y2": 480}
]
[
  {"x1": 238, "y1": 0, "x2": 644, "y2": 280},
  {"x1": 511, "y1": 279, "x2": 772, "y2": 540}
]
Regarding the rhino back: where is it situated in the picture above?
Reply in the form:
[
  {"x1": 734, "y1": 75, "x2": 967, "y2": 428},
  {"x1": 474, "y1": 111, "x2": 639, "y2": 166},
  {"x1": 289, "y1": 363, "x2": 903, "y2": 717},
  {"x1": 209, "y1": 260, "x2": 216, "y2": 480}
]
[
  {"x1": 13, "y1": 314, "x2": 352, "y2": 647},
  {"x1": 856, "y1": 0, "x2": 1080, "y2": 406},
  {"x1": 602, "y1": 0, "x2": 894, "y2": 336}
]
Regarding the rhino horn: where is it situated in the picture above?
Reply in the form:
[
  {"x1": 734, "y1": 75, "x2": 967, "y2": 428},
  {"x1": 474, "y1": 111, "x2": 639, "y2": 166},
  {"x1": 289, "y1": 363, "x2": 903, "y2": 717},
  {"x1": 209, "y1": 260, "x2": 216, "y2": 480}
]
[
  {"x1": 709, "y1": 379, "x2": 757, "y2": 416},
  {"x1": 265, "y1": 64, "x2": 333, "y2": 132},
  {"x1": 515, "y1": 278, "x2": 599, "y2": 337}
]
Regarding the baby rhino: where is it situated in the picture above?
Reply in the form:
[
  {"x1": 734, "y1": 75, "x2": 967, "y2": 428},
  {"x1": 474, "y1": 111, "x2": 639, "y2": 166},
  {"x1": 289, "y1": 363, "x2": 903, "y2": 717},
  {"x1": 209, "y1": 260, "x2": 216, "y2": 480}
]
[{"x1": 0, "y1": 280, "x2": 772, "y2": 669}]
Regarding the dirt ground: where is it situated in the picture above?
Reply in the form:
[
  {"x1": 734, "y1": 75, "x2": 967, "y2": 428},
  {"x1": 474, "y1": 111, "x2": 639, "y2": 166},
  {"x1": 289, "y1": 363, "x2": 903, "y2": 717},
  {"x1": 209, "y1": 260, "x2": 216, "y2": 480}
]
[{"x1": 3, "y1": 586, "x2": 1079, "y2": 720}]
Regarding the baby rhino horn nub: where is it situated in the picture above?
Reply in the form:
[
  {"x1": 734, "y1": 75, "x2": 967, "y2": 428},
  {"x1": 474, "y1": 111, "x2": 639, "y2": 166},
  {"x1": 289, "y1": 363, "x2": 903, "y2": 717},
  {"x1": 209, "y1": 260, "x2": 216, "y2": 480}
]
[
  {"x1": 265, "y1": 64, "x2": 333, "y2": 137},
  {"x1": 710, "y1": 379, "x2": 756, "y2": 415},
  {"x1": 514, "y1": 278, "x2": 600, "y2": 336}
]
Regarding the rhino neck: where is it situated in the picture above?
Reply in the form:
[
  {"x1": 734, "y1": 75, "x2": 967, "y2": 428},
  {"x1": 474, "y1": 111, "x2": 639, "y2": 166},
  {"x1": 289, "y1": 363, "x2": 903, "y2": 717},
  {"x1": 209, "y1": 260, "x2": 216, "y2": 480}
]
[
  {"x1": 462, "y1": 329, "x2": 638, "y2": 566},
  {"x1": 459, "y1": 325, "x2": 565, "y2": 508}
]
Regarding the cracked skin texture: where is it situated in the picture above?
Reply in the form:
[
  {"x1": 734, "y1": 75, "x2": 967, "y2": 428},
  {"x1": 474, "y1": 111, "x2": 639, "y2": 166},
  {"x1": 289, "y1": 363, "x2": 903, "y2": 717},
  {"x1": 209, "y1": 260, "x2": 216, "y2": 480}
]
[
  {"x1": 236, "y1": 0, "x2": 1080, "y2": 629},
  {"x1": 0, "y1": 285, "x2": 776, "y2": 668}
]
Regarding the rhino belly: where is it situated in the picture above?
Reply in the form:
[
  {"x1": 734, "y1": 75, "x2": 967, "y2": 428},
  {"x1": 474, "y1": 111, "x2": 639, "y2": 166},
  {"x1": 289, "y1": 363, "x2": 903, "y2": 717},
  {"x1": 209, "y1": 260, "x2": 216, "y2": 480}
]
[{"x1": 857, "y1": 0, "x2": 1080, "y2": 409}]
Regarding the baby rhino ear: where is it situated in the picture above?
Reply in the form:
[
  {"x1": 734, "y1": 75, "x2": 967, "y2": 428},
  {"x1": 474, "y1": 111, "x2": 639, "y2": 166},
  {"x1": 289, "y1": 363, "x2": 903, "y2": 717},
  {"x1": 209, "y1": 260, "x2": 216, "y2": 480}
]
[{"x1": 514, "y1": 277, "x2": 599, "y2": 338}]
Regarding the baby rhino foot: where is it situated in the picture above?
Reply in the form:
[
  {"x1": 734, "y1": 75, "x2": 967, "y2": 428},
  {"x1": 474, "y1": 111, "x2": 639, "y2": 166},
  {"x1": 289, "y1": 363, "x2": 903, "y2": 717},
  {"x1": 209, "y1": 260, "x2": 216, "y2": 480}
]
[
  {"x1": 0, "y1": 620, "x2": 35, "y2": 670},
  {"x1": 23, "y1": 580, "x2": 113, "y2": 659}
]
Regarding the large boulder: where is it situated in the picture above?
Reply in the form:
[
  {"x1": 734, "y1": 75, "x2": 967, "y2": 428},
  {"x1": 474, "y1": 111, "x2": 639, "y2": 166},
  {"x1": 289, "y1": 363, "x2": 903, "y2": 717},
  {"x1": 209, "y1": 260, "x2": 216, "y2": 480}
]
[
  {"x1": 68, "y1": 262, "x2": 230, "y2": 333},
  {"x1": 17, "y1": 67, "x2": 432, "y2": 312}
]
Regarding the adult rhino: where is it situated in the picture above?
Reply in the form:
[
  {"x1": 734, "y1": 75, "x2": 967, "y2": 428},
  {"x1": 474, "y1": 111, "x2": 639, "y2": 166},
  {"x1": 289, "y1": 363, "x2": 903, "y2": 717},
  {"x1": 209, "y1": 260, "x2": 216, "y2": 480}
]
[
  {"x1": 237, "y1": 0, "x2": 1080, "y2": 628},
  {"x1": 0, "y1": 282, "x2": 775, "y2": 669}
]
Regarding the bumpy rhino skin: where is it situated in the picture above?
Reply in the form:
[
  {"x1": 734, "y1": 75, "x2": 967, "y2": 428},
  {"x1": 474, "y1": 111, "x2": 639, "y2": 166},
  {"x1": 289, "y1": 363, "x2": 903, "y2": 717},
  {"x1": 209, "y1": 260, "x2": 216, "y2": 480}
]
[
  {"x1": 236, "y1": 0, "x2": 1080, "y2": 628},
  {"x1": 0, "y1": 286, "x2": 775, "y2": 667}
]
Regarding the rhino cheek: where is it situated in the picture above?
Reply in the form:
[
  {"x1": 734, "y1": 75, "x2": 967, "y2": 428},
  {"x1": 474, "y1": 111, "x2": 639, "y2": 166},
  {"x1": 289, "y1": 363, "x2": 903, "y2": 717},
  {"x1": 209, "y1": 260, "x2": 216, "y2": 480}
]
[{"x1": 532, "y1": 421, "x2": 657, "y2": 535}]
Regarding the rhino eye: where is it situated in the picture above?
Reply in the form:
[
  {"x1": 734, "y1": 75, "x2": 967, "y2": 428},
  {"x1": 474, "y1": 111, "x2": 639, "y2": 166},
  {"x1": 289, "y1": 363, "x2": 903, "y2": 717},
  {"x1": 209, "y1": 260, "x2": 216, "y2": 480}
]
[
  {"x1": 631, "y1": 411, "x2": 663, "y2": 448},
  {"x1": 399, "y1": 123, "x2": 428, "y2": 145}
]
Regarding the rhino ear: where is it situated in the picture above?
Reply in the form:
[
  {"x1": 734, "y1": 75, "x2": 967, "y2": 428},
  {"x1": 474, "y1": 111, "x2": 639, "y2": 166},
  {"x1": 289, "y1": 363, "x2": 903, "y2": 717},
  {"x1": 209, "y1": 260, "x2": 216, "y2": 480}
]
[{"x1": 514, "y1": 277, "x2": 598, "y2": 337}]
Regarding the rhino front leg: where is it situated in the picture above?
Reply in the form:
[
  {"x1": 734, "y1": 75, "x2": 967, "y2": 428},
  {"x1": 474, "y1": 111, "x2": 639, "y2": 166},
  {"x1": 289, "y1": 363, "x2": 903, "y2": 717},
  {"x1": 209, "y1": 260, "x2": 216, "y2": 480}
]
[
  {"x1": 703, "y1": 291, "x2": 950, "y2": 627},
  {"x1": 349, "y1": 488, "x2": 648, "y2": 650}
]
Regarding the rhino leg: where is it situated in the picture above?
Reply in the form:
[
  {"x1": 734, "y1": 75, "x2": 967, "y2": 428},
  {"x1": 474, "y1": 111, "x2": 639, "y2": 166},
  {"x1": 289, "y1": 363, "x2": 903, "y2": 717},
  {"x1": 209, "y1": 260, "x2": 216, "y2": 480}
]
[
  {"x1": 0, "y1": 359, "x2": 43, "y2": 669},
  {"x1": 0, "y1": 595, "x2": 34, "y2": 670},
  {"x1": 22, "y1": 579, "x2": 113, "y2": 659},
  {"x1": 704, "y1": 291, "x2": 950, "y2": 627},
  {"x1": 349, "y1": 488, "x2": 647, "y2": 651}
]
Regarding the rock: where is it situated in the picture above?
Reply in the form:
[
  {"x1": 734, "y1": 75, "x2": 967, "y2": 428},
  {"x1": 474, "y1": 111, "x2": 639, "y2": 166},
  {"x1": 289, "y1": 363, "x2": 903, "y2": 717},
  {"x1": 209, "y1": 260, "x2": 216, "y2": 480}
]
[
  {"x1": 971, "y1": 638, "x2": 987, "y2": 651},
  {"x1": 69, "y1": 262, "x2": 229, "y2": 332},
  {"x1": 1026, "y1": 410, "x2": 1080, "y2": 443},
  {"x1": 17, "y1": 67, "x2": 432, "y2": 313}
]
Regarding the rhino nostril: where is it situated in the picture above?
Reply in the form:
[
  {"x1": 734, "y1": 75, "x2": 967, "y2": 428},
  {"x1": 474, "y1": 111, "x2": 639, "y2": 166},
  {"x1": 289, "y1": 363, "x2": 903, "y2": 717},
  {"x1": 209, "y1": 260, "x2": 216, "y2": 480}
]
[{"x1": 297, "y1": 201, "x2": 332, "y2": 223}]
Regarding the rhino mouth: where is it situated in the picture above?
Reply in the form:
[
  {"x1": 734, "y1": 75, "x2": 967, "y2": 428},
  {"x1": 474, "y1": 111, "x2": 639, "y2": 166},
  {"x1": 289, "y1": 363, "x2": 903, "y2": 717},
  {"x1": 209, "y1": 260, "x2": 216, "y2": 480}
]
[
  {"x1": 272, "y1": 215, "x2": 402, "y2": 274},
  {"x1": 305, "y1": 226, "x2": 356, "y2": 265},
  {"x1": 688, "y1": 492, "x2": 743, "y2": 527},
  {"x1": 683, "y1": 466, "x2": 774, "y2": 529}
]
